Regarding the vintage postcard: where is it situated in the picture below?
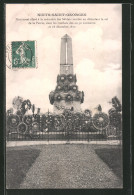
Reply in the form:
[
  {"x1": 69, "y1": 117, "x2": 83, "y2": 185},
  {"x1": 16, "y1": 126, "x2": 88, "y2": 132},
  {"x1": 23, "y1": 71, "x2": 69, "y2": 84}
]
[{"x1": 6, "y1": 4, "x2": 123, "y2": 189}]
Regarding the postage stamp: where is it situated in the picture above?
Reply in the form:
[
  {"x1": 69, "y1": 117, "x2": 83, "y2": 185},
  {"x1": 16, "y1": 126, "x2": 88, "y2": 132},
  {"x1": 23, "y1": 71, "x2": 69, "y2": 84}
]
[
  {"x1": 6, "y1": 41, "x2": 37, "y2": 69},
  {"x1": 12, "y1": 41, "x2": 36, "y2": 68}
]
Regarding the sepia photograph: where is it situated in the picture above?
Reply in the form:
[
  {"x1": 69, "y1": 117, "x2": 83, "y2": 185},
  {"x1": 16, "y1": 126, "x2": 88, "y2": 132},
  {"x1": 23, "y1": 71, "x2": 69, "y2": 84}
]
[{"x1": 6, "y1": 4, "x2": 123, "y2": 189}]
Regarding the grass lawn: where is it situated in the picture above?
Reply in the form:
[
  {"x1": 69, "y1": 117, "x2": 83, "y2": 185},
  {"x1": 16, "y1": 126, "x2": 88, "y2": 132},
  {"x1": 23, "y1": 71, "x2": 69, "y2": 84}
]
[
  {"x1": 94, "y1": 145, "x2": 122, "y2": 179},
  {"x1": 6, "y1": 148, "x2": 40, "y2": 189}
]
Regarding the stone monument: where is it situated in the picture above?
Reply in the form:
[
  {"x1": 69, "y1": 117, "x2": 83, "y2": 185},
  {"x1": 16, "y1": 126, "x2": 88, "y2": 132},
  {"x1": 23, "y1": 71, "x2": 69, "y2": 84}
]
[{"x1": 49, "y1": 34, "x2": 84, "y2": 114}]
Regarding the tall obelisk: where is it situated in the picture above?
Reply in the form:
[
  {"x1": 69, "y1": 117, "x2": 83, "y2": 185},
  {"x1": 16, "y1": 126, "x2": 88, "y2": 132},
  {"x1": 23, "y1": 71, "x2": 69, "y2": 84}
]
[
  {"x1": 60, "y1": 34, "x2": 73, "y2": 74},
  {"x1": 49, "y1": 34, "x2": 84, "y2": 114}
]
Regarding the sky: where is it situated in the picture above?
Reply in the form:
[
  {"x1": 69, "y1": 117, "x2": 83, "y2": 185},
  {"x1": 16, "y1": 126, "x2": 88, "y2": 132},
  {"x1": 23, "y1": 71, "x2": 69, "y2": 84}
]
[{"x1": 6, "y1": 4, "x2": 122, "y2": 114}]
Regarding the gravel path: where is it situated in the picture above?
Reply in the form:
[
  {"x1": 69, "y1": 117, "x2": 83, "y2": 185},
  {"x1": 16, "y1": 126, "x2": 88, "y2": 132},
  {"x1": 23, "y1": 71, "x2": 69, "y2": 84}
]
[{"x1": 20, "y1": 144, "x2": 122, "y2": 189}]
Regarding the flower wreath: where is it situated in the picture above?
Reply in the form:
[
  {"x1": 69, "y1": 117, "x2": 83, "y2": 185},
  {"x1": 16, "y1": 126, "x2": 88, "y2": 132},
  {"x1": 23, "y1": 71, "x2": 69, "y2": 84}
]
[
  {"x1": 60, "y1": 74, "x2": 66, "y2": 82},
  {"x1": 56, "y1": 95, "x2": 62, "y2": 101},
  {"x1": 67, "y1": 74, "x2": 74, "y2": 82},
  {"x1": 65, "y1": 94, "x2": 73, "y2": 101},
  {"x1": 21, "y1": 99, "x2": 31, "y2": 110},
  {"x1": 71, "y1": 85, "x2": 78, "y2": 92},
  {"x1": 75, "y1": 94, "x2": 80, "y2": 101},
  {"x1": 56, "y1": 85, "x2": 62, "y2": 91}
]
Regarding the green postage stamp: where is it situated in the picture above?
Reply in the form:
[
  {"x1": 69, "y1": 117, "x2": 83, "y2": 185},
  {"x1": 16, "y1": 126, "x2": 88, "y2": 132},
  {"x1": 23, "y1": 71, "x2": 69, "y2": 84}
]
[{"x1": 11, "y1": 41, "x2": 36, "y2": 68}]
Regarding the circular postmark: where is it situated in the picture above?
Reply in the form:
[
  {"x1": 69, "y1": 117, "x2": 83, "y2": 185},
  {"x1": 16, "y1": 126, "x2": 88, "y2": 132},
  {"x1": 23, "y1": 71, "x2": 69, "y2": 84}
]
[
  {"x1": 6, "y1": 43, "x2": 14, "y2": 70},
  {"x1": 6, "y1": 42, "x2": 21, "y2": 71}
]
